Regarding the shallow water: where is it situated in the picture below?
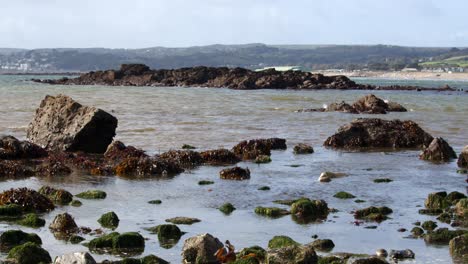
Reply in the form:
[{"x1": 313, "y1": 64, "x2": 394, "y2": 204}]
[{"x1": 0, "y1": 75, "x2": 467, "y2": 263}]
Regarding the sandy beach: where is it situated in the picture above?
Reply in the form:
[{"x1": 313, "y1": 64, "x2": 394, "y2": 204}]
[{"x1": 318, "y1": 70, "x2": 468, "y2": 81}]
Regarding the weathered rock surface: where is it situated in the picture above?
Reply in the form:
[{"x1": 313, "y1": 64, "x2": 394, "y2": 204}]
[
  {"x1": 34, "y1": 64, "x2": 454, "y2": 91},
  {"x1": 266, "y1": 244, "x2": 318, "y2": 264},
  {"x1": 200, "y1": 149, "x2": 240, "y2": 165},
  {"x1": 458, "y1": 145, "x2": 468, "y2": 168},
  {"x1": 449, "y1": 234, "x2": 468, "y2": 259},
  {"x1": 54, "y1": 252, "x2": 97, "y2": 264},
  {"x1": 49, "y1": 213, "x2": 78, "y2": 234},
  {"x1": 159, "y1": 150, "x2": 203, "y2": 168},
  {"x1": 181, "y1": 233, "x2": 223, "y2": 264},
  {"x1": 219, "y1": 166, "x2": 251, "y2": 180},
  {"x1": 324, "y1": 118, "x2": 434, "y2": 149},
  {"x1": 0, "y1": 188, "x2": 54, "y2": 213},
  {"x1": 0, "y1": 136, "x2": 47, "y2": 160},
  {"x1": 104, "y1": 141, "x2": 147, "y2": 163},
  {"x1": 27, "y1": 95, "x2": 118, "y2": 153},
  {"x1": 419, "y1": 137, "x2": 457, "y2": 162},
  {"x1": 114, "y1": 156, "x2": 183, "y2": 177}
]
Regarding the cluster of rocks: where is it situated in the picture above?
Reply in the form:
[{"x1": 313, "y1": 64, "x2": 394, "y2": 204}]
[
  {"x1": 298, "y1": 94, "x2": 407, "y2": 114},
  {"x1": 32, "y1": 64, "x2": 455, "y2": 91}
]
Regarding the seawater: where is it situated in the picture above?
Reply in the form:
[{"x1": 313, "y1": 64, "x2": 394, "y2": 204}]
[{"x1": 0, "y1": 75, "x2": 467, "y2": 263}]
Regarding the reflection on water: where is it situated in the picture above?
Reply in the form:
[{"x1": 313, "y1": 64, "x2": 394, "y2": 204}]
[{"x1": 0, "y1": 75, "x2": 466, "y2": 263}]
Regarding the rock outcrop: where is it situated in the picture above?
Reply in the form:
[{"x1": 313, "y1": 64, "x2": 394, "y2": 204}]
[
  {"x1": 458, "y1": 145, "x2": 468, "y2": 168},
  {"x1": 33, "y1": 64, "x2": 455, "y2": 91},
  {"x1": 419, "y1": 137, "x2": 457, "y2": 162},
  {"x1": 27, "y1": 95, "x2": 118, "y2": 153},
  {"x1": 324, "y1": 118, "x2": 434, "y2": 149},
  {"x1": 181, "y1": 233, "x2": 223, "y2": 264}
]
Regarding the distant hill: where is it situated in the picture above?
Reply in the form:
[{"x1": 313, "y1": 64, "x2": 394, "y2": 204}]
[{"x1": 0, "y1": 44, "x2": 466, "y2": 73}]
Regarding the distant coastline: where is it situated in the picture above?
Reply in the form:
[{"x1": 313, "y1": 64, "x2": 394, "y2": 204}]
[{"x1": 318, "y1": 70, "x2": 468, "y2": 81}]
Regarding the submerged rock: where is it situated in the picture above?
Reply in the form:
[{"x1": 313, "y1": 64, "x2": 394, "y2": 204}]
[
  {"x1": 7, "y1": 242, "x2": 51, "y2": 264},
  {"x1": 254, "y1": 155, "x2": 272, "y2": 164},
  {"x1": 0, "y1": 160, "x2": 35, "y2": 179},
  {"x1": 165, "y1": 217, "x2": 201, "y2": 225},
  {"x1": 334, "y1": 191, "x2": 356, "y2": 199},
  {"x1": 199, "y1": 149, "x2": 240, "y2": 165},
  {"x1": 54, "y1": 252, "x2": 96, "y2": 264},
  {"x1": 422, "y1": 220, "x2": 438, "y2": 231},
  {"x1": 354, "y1": 206, "x2": 393, "y2": 222},
  {"x1": 219, "y1": 203, "x2": 236, "y2": 214},
  {"x1": 0, "y1": 188, "x2": 54, "y2": 213},
  {"x1": 457, "y1": 145, "x2": 468, "y2": 168},
  {"x1": 0, "y1": 136, "x2": 47, "y2": 160},
  {"x1": 76, "y1": 190, "x2": 107, "y2": 199},
  {"x1": 26, "y1": 94, "x2": 118, "y2": 153},
  {"x1": 419, "y1": 137, "x2": 457, "y2": 162},
  {"x1": 0, "y1": 204, "x2": 23, "y2": 218},
  {"x1": 324, "y1": 118, "x2": 433, "y2": 149},
  {"x1": 38, "y1": 186, "x2": 73, "y2": 205},
  {"x1": 181, "y1": 233, "x2": 223, "y2": 264},
  {"x1": 219, "y1": 166, "x2": 251, "y2": 180}
]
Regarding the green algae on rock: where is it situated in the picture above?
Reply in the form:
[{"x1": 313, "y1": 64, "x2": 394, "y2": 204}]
[
  {"x1": 258, "y1": 186, "x2": 270, "y2": 191},
  {"x1": 268, "y1": 235, "x2": 300, "y2": 249},
  {"x1": 290, "y1": 198, "x2": 329, "y2": 220},
  {"x1": 255, "y1": 207, "x2": 290, "y2": 217},
  {"x1": 254, "y1": 155, "x2": 272, "y2": 164},
  {"x1": 38, "y1": 186, "x2": 73, "y2": 205},
  {"x1": 198, "y1": 180, "x2": 214, "y2": 185},
  {"x1": 449, "y1": 234, "x2": 468, "y2": 259},
  {"x1": 88, "y1": 232, "x2": 145, "y2": 253},
  {"x1": 98, "y1": 211, "x2": 120, "y2": 229},
  {"x1": 219, "y1": 203, "x2": 236, "y2": 214},
  {"x1": 7, "y1": 241, "x2": 51, "y2": 264},
  {"x1": 148, "y1": 199, "x2": 162, "y2": 204},
  {"x1": 354, "y1": 206, "x2": 393, "y2": 222},
  {"x1": 334, "y1": 191, "x2": 356, "y2": 199},
  {"x1": 69, "y1": 234, "x2": 85, "y2": 244},
  {"x1": 165, "y1": 217, "x2": 200, "y2": 225},
  {"x1": 0, "y1": 230, "x2": 42, "y2": 250},
  {"x1": 373, "y1": 178, "x2": 393, "y2": 183},
  {"x1": 0, "y1": 204, "x2": 23, "y2": 218},
  {"x1": 16, "y1": 214, "x2": 45, "y2": 228},
  {"x1": 424, "y1": 228, "x2": 467, "y2": 244},
  {"x1": 76, "y1": 190, "x2": 107, "y2": 199},
  {"x1": 421, "y1": 220, "x2": 437, "y2": 231},
  {"x1": 310, "y1": 239, "x2": 335, "y2": 252}
]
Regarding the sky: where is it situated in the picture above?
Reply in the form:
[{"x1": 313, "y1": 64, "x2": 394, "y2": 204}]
[{"x1": 1, "y1": 0, "x2": 467, "y2": 49}]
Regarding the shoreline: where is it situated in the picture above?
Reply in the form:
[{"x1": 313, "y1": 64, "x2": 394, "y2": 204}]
[{"x1": 317, "y1": 70, "x2": 468, "y2": 81}]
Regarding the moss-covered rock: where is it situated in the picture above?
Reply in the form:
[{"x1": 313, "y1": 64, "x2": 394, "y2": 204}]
[
  {"x1": 89, "y1": 232, "x2": 145, "y2": 253},
  {"x1": 446, "y1": 191, "x2": 466, "y2": 204},
  {"x1": 69, "y1": 234, "x2": 85, "y2": 244},
  {"x1": 449, "y1": 234, "x2": 468, "y2": 258},
  {"x1": 38, "y1": 186, "x2": 73, "y2": 205},
  {"x1": 354, "y1": 206, "x2": 392, "y2": 222},
  {"x1": 333, "y1": 191, "x2": 355, "y2": 199},
  {"x1": 273, "y1": 199, "x2": 297, "y2": 205},
  {"x1": 237, "y1": 245, "x2": 266, "y2": 262},
  {"x1": 141, "y1": 254, "x2": 170, "y2": 264},
  {"x1": 354, "y1": 199, "x2": 366, "y2": 203},
  {"x1": 266, "y1": 244, "x2": 317, "y2": 264},
  {"x1": 70, "y1": 200, "x2": 82, "y2": 207},
  {"x1": 268, "y1": 236, "x2": 300, "y2": 249},
  {"x1": 219, "y1": 203, "x2": 236, "y2": 214},
  {"x1": 437, "y1": 212, "x2": 452, "y2": 224},
  {"x1": 373, "y1": 178, "x2": 392, "y2": 183},
  {"x1": 255, "y1": 207, "x2": 290, "y2": 217},
  {"x1": 411, "y1": 227, "x2": 424, "y2": 237},
  {"x1": 254, "y1": 155, "x2": 272, "y2": 164},
  {"x1": 455, "y1": 198, "x2": 468, "y2": 218},
  {"x1": 147, "y1": 224, "x2": 181, "y2": 238},
  {"x1": 0, "y1": 230, "x2": 41, "y2": 250},
  {"x1": 424, "y1": 228, "x2": 467, "y2": 244},
  {"x1": 98, "y1": 211, "x2": 120, "y2": 229},
  {"x1": 290, "y1": 198, "x2": 329, "y2": 220},
  {"x1": 7, "y1": 242, "x2": 51, "y2": 264},
  {"x1": 310, "y1": 239, "x2": 335, "y2": 252},
  {"x1": 425, "y1": 191, "x2": 450, "y2": 209},
  {"x1": 0, "y1": 204, "x2": 23, "y2": 218},
  {"x1": 219, "y1": 166, "x2": 251, "y2": 180},
  {"x1": 148, "y1": 200, "x2": 162, "y2": 204},
  {"x1": 418, "y1": 208, "x2": 443, "y2": 215},
  {"x1": 17, "y1": 213, "x2": 45, "y2": 228},
  {"x1": 76, "y1": 190, "x2": 107, "y2": 199},
  {"x1": 422, "y1": 220, "x2": 438, "y2": 231},
  {"x1": 258, "y1": 186, "x2": 270, "y2": 191},
  {"x1": 182, "y1": 144, "x2": 196, "y2": 150},
  {"x1": 198, "y1": 180, "x2": 214, "y2": 185},
  {"x1": 165, "y1": 217, "x2": 200, "y2": 225}
]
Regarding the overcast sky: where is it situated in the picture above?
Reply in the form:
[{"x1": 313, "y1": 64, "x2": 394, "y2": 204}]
[{"x1": 1, "y1": 0, "x2": 467, "y2": 49}]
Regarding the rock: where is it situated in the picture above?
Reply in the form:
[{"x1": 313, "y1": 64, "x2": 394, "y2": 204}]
[
  {"x1": 69, "y1": 235, "x2": 85, "y2": 244},
  {"x1": 411, "y1": 227, "x2": 424, "y2": 237},
  {"x1": 104, "y1": 141, "x2": 147, "y2": 163},
  {"x1": 266, "y1": 244, "x2": 318, "y2": 264},
  {"x1": 232, "y1": 138, "x2": 286, "y2": 160},
  {"x1": 324, "y1": 118, "x2": 433, "y2": 149},
  {"x1": 455, "y1": 198, "x2": 468, "y2": 218},
  {"x1": 148, "y1": 200, "x2": 162, "y2": 204},
  {"x1": 0, "y1": 188, "x2": 54, "y2": 213},
  {"x1": 98, "y1": 212, "x2": 120, "y2": 229},
  {"x1": 71, "y1": 200, "x2": 82, "y2": 207},
  {"x1": 0, "y1": 136, "x2": 47, "y2": 159},
  {"x1": 181, "y1": 233, "x2": 223, "y2": 264},
  {"x1": 49, "y1": 213, "x2": 78, "y2": 234},
  {"x1": 54, "y1": 252, "x2": 96, "y2": 264},
  {"x1": 293, "y1": 143, "x2": 314, "y2": 154},
  {"x1": 389, "y1": 249, "x2": 415, "y2": 260},
  {"x1": 254, "y1": 155, "x2": 272, "y2": 164},
  {"x1": 449, "y1": 234, "x2": 468, "y2": 258},
  {"x1": 76, "y1": 190, "x2": 107, "y2": 199},
  {"x1": 165, "y1": 217, "x2": 200, "y2": 225},
  {"x1": 318, "y1": 171, "x2": 347, "y2": 182},
  {"x1": 159, "y1": 150, "x2": 203, "y2": 168},
  {"x1": 375, "y1": 249, "x2": 388, "y2": 257},
  {"x1": 354, "y1": 206, "x2": 393, "y2": 222},
  {"x1": 351, "y1": 94, "x2": 388, "y2": 114},
  {"x1": 310, "y1": 239, "x2": 335, "y2": 251},
  {"x1": 219, "y1": 203, "x2": 236, "y2": 214},
  {"x1": 219, "y1": 166, "x2": 250, "y2": 180},
  {"x1": 0, "y1": 230, "x2": 42, "y2": 249},
  {"x1": 334, "y1": 191, "x2": 356, "y2": 199},
  {"x1": 290, "y1": 198, "x2": 329, "y2": 220},
  {"x1": 373, "y1": 178, "x2": 392, "y2": 183},
  {"x1": 258, "y1": 186, "x2": 270, "y2": 191},
  {"x1": 26, "y1": 94, "x2": 118, "y2": 153},
  {"x1": 88, "y1": 232, "x2": 145, "y2": 252},
  {"x1": 422, "y1": 220, "x2": 438, "y2": 231},
  {"x1": 198, "y1": 180, "x2": 214, "y2": 185},
  {"x1": 238, "y1": 246, "x2": 266, "y2": 262},
  {"x1": 147, "y1": 224, "x2": 182, "y2": 239},
  {"x1": 328, "y1": 101, "x2": 357, "y2": 113},
  {"x1": 423, "y1": 228, "x2": 466, "y2": 244},
  {"x1": 200, "y1": 149, "x2": 240, "y2": 165},
  {"x1": 437, "y1": 212, "x2": 452, "y2": 224},
  {"x1": 255, "y1": 207, "x2": 290, "y2": 217},
  {"x1": 0, "y1": 204, "x2": 23, "y2": 218},
  {"x1": 386, "y1": 101, "x2": 407, "y2": 112},
  {"x1": 419, "y1": 137, "x2": 457, "y2": 162},
  {"x1": 114, "y1": 156, "x2": 183, "y2": 177},
  {"x1": 182, "y1": 144, "x2": 196, "y2": 150},
  {"x1": 38, "y1": 186, "x2": 73, "y2": 205},
  {"x1": 346, "y1": 256, "x2": 388, "y2": 264},
  {"x1": 7, "y1": 242, "x2": 51, "y2": 264},
  {"x1": 0, "y1": 160, "x2": 35, "y2": 179},
  {"x1": 458, "y1": 145, "x2": 468, "y2": 168},
  {"x1": 268, "y1": 236, "x2": 299, "y2": 249},
  {"x1": 17, "y1": 213, "x2": 46, "y2": 228}
]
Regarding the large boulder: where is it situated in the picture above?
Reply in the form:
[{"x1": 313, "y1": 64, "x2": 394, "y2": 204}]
[
  {"x1": 0, "y1": 136, "x2": 47, "y2": 160},
  {"x1": 54, "y1": 252, "x2": 97, "y2": 264},
  {"x1": 458, "y1": 145, "x2": 468, "y2": 168},
  {"x1": 324, "y1": 118, "x2": 433, "y2": 149},
  {"x1": 419, "y1": 137, "x2": 457, "y2": 162},
  {"x1": 181, "y1": 233, "x2": 223, "y2": 264},
  {"x1": 27, "y1": 95, "x2": 118, "y2": 153}
]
